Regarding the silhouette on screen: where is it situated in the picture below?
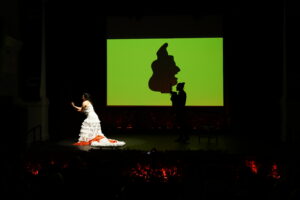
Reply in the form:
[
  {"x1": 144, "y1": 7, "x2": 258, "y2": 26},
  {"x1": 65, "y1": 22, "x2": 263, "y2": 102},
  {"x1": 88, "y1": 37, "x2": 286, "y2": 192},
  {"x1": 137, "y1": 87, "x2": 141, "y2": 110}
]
[
  {"x1": 148, "y1": 43, "x2": 180, "y2": 93},
  {"x1": 170, "y1": 82, "x2": 188, "y2": 142}
]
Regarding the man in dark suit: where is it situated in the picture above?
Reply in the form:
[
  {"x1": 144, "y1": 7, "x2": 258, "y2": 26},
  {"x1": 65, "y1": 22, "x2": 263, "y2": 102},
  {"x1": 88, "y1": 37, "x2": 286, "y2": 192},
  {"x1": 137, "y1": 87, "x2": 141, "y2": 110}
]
[{"x1": 170, "y1": 82, "x2": 188, "y2": 143}]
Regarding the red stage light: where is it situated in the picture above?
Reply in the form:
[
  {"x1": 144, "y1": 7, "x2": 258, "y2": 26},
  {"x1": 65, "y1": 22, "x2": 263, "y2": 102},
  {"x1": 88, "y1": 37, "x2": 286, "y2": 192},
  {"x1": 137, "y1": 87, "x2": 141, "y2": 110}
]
[
  {"x1": 245, "y1": 160, "x2": 258, "y2": 174},
  {"x1": 270, "y1": 163, "x2": 281, "y2": 179},
  {"x1": 128, "y1": 163, "x2": 180, "y2": 182}
]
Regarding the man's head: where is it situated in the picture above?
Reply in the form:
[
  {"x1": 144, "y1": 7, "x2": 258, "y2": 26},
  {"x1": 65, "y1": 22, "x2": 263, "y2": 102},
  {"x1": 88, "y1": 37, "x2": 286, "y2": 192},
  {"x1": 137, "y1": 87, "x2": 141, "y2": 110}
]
[{"x1": 176, "y1": 82, "x2": 185, "y2": 91}]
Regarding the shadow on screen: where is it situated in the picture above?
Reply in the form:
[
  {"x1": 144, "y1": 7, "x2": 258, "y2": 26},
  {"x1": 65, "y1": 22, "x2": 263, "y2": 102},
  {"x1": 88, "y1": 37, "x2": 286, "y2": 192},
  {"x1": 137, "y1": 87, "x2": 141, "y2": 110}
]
[{"x1": 148, "y1": 43, "x2": 180, "y2": 93}]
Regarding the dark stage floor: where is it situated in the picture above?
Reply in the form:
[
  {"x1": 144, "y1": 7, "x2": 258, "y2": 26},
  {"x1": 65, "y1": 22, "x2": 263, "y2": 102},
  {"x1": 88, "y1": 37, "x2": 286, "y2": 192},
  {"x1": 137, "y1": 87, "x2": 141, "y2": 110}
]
[
  {"x1": 28, "y1": 131, "x2": 287, "y2": 157},
  {"x1": 65, "y1": 133, "x2": 282, "y2": 154}
]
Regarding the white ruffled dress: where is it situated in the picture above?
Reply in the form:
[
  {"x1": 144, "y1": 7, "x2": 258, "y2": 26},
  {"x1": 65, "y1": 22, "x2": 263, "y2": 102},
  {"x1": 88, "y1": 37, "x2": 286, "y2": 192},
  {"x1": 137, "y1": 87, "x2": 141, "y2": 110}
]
[{"x1": 74, "y1": 103, "x2": 125, "y2": 147}]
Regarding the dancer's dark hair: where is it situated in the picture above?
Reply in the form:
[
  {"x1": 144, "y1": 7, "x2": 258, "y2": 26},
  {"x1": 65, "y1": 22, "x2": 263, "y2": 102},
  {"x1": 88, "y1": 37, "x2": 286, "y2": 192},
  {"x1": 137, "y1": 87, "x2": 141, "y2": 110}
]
[{"x1": 83, "y1": 92, "x2": 92, "y2": 103}]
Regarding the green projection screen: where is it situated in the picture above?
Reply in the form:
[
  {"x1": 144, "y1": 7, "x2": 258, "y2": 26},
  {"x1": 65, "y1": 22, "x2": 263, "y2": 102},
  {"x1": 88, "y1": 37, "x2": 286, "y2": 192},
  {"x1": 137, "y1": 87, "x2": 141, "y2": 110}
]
[{"x1": 107, "y1": 38, "x2": 223, "y2": 106}]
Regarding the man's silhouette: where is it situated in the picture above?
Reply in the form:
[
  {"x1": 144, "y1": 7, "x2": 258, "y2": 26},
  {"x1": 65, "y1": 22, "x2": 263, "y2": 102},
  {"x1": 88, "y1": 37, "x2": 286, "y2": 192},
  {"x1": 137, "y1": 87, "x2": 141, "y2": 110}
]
[{"x1": 170, "y1": 82, "x2": 188, "y2": 143}]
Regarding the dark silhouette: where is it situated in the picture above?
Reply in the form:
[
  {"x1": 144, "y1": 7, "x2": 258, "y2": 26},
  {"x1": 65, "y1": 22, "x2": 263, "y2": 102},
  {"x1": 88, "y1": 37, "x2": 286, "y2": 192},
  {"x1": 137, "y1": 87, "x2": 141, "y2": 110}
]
[
  {"x1": 170, "y1": 82, "x2": 188, "y2": 143},
  {"x1": 148, "y1": 43, "x2": 180, "y2": 93}
]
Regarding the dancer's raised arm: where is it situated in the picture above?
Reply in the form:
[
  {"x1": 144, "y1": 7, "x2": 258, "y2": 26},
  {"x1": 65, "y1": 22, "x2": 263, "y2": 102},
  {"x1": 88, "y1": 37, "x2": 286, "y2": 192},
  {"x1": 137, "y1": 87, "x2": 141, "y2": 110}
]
[{"x1": 71, "y1": 101, "x2": 82, "y2": 112}]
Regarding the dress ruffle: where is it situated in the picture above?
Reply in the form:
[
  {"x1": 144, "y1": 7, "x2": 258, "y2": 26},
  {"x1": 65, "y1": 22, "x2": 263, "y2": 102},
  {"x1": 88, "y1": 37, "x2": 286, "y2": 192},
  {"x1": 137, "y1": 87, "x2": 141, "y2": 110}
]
[
  {"x1": 73, "y1": 135, "x2": 104, "y2": 146},
  {"x1": 73, "y1": 135, "x2": 126, "y2": 147},
  {"x1": 73, "y1": 103, "x2": 125, "y2": 147}
]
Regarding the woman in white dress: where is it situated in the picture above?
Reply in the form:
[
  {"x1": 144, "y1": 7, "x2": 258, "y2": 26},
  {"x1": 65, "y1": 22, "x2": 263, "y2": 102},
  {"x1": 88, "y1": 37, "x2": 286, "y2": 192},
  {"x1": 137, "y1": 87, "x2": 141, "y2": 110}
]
[{"x1": 71, "y1": 93, "x2": 125, "y2": 147}]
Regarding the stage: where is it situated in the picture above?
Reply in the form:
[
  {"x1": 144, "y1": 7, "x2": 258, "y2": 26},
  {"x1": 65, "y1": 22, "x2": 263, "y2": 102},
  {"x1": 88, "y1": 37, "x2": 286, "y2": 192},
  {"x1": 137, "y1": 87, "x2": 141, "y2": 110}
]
[
  {"x1": 26, "y1": 130, "x2": 287, "y2": 157},
  {"x1": 55, "y1": 133, "x2": 282, "y2": 154}
]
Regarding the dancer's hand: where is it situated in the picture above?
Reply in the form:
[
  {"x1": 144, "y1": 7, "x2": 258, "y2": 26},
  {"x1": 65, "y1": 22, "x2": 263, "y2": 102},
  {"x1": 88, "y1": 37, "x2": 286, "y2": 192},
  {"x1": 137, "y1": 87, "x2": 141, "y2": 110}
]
[{"x1": 71, "y1": 102, "x2": 75, "y2": 107}]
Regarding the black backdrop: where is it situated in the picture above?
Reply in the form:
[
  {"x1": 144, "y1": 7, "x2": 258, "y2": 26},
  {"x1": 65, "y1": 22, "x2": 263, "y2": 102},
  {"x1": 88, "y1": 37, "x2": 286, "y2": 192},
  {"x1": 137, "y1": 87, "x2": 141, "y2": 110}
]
[{"x1": 18, "y1": 1, "x2": 284, "y2": 141}]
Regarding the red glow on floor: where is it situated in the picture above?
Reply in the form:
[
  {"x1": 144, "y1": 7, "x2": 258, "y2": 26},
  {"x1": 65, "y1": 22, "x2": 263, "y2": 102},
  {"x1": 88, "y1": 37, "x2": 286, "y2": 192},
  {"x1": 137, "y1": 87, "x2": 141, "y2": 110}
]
[
  {"x1": 245, "y1": 160, "x2": 258, "y2": 174},
  {"x1": 32, "y1": 169, "x2": 39, "y2": 175},
  {"x1": 25, "y1": 162, "x2": 41, "y2": 176},
  {"x1": 270, "y1": 163, "x2": 281, "y2": 179},
  {"x1": 129, "y1": 163, "x2": 180, "y2": 182}
]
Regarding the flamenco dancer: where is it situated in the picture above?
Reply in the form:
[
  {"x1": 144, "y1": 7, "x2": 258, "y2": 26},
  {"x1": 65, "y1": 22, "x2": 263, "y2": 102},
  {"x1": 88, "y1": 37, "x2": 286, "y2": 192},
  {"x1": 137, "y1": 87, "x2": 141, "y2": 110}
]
[{"x1": 71, "y1": 93, "x2": 125, "y2": 147}]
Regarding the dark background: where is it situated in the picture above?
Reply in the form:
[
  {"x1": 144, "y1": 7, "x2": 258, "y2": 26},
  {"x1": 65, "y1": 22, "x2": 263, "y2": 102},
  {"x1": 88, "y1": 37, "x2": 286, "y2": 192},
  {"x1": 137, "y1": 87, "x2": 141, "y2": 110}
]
[
  {"x1": 3, "y1": 1, "x2": 300, "y2": 199},
  {"x1": 1, "y1": 0, "x2": 296, "y2": 144}
]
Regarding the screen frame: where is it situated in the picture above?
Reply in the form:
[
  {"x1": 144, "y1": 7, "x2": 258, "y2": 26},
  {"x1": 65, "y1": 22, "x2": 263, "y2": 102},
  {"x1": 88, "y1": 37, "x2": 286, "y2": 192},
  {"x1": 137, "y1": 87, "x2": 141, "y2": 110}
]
[{"x1": 105, "y1": 36, "x2": 226, "y2": 108}]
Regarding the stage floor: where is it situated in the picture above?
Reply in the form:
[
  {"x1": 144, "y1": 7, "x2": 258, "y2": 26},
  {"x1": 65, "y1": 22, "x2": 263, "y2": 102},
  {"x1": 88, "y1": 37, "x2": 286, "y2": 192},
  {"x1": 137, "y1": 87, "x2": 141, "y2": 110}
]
[{"x1": 47, "y1": 131, "x2": 286, "y2": 157}]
